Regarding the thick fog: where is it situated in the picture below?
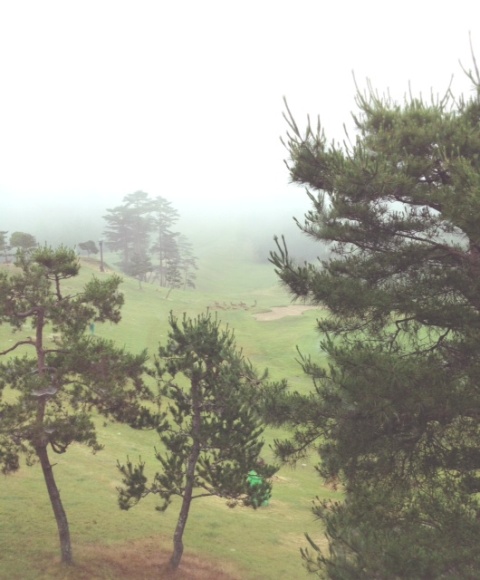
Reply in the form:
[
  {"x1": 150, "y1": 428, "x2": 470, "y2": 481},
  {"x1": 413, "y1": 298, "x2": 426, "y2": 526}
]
[
  {"x1": 1, "y1": 1, "x2": 479, "y2": 257},
  {"x1": 2, "y1": 182, "x2": 321, "y2": 264}
]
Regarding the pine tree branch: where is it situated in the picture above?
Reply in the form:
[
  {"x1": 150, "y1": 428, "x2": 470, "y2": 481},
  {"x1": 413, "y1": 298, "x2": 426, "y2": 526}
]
[
  {"x1": 0, "y1": 339, "x2": 36, "y2": 355},
  {"x1": 191, "y1": 492, "x2": 214, "y2": 500}
]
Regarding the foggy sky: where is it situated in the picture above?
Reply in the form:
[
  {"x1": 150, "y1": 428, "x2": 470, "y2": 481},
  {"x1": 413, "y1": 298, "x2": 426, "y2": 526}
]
[{"x1": 1, "y1": 1, "x2": 479, "y2": 243}]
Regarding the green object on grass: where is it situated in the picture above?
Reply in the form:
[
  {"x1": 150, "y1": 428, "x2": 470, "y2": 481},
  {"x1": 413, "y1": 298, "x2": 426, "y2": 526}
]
[{"x1": 247, "y1": 470, "x2": 270, "y2": 507}]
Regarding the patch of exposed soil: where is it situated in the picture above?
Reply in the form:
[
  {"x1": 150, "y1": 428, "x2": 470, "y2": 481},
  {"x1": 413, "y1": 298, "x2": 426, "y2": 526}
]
[
  {"x1": 253, "y1": 305, "x2": 318, "y2": 321},
  {"x1": 38, "y1": 537, "x2": 243, "y2": 579}
]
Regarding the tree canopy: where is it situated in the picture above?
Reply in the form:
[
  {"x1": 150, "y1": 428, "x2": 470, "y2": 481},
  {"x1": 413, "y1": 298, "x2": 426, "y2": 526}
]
[
  {"x1": 117, "y1": 311, "x2": 277, "y2": 569},
  {"x1": 269, "y1": 61, "x2": 480, "y2": 578},
  {"x1": 78, "y1": 240, "x2": 99, "y2": 256},
  {"x1": 9, "y1": 231, "x2": 37, "y2": 251},
  {"x1": 103, "y1": 191, "x2": 197, "y2": 289}
]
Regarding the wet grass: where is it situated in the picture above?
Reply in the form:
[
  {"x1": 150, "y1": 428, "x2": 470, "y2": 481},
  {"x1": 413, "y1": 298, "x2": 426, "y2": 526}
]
[{"x1": 0, "y1": 250, "x2": 337, "y2": 579}]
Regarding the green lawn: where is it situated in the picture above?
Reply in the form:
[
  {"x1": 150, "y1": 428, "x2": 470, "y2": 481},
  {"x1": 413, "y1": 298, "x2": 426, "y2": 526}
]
[{"x1": 0, "y1": 250, "x2": 337, "y2": 579}]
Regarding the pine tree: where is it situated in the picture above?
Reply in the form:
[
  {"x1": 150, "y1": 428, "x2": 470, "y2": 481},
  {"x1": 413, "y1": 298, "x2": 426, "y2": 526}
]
[
  {"x1": 103, "y1": 193, "x2": 196, "y2": 290},
  {"x1": 117, "y1": 311, "x2": 277, "y2": 570},
  {"x1": 150, "y1": 196, "x2": 180, "y2": 287},
  {"x1": 162, "y1": 232, "x2": 182, "y2": 289},
  {"x1": 103, "y1": 191, "x2": 152, "y2": 274},
  {"x1": 0, "y1": 246, "x2": 156, "y2": 564},
  {"x1": 177, "y1": 234, "x2": 198, "y2": 290},
  {"x1": 269, "y1": 58, "x2": 480, "y2": 578}
]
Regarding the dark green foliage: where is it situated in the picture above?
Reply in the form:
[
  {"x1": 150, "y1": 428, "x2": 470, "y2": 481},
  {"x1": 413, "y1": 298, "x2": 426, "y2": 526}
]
[
  {"x1": 117, "y1": 311, "x2": 277, "y2": 569},
  {"x1": 0, "y1": 246, "x2": 157, "y2": 563},
  {"x1": 269, "y1": 63, "x2": 480, "y2": 578}
]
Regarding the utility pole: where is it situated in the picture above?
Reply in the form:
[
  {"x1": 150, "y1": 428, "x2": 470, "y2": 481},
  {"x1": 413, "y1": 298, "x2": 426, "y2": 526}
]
[{"x1": 99, "y1": 240, "x2": 104, "y2": 272}]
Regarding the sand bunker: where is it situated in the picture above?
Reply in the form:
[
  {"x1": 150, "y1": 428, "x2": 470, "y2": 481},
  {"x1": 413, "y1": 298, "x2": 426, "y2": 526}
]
[{"x1": 253, "y1": 305, "x2": 318, "y2": 321}]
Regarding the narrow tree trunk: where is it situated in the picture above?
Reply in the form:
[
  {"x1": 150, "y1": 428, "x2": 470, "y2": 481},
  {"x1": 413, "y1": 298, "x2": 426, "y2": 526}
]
[
  {"x1": 36, "y1": 444, "x2": 73, "y2": 565},
  {"x1": 170, "y1": 441, "x2": 201, "y2": 569},
  {"x1": 170, "y1": 487, "x2": 192, "y2": 568},
  {"x1": 32, "y1": 307, "x2": 73, "y2": 565},
  {"x1": 170, "y1": 378, "x2": 202, "y2": 570}
]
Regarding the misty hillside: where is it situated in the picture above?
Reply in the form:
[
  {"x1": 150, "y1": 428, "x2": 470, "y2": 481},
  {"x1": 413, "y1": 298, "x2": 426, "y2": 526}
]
[{"x1": 3, "y1": 193, "x2": 330, "y2": 265}]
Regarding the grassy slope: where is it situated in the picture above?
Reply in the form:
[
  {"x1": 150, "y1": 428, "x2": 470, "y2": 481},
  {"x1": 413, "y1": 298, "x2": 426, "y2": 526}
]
[{"x1": 0, "y1": 246, "x2": 338, "y2": 579}]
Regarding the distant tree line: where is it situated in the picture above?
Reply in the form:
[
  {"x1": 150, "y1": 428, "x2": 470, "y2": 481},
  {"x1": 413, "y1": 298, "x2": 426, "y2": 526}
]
[
  {"x1": 0, "y1": 231, "x2": 38, "y2": 262},
  {"x1": 103, "y1": 191, "x2": 198, "y2": 289},
  {"x1": 2, "y1": 192, "x2": 198, "y2": 290}
]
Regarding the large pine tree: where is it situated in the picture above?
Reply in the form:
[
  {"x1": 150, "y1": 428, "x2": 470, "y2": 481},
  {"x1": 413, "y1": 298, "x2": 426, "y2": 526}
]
[
  {"x1": 0, "y1": 246, "x2": 156, "y2": 564},
  {"x1": 103, "y1": 192, "x2": 197, "y2": 290},
  {"x1": 269, "y1": 60, "x2": 480, "y2": 578},
  {"x1": 103, "y1": 191, "x2": 152, "y2": 275},
  {"x1": 150, "y1": 195, "x2": 181, "y2": 286}
]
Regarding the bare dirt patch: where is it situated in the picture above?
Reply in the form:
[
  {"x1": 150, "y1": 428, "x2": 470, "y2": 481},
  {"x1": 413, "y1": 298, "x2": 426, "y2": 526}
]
[
  {"x1": 253, "y1": 305, "x2": 318, "y2": 321},
  {"x1": 37, "y1": 537, "x2": 243, "y2": 580}
]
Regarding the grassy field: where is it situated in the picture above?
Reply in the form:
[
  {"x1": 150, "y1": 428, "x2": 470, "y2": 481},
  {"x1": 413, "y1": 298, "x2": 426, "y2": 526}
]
[{"x1": 0, "y1": 242, "x2": 338, "y2": 579}]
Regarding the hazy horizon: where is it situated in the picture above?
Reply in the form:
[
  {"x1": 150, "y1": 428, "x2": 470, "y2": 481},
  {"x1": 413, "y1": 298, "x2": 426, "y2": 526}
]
[{"x1": 2, "y1": 1, "x2": 479, "y2": 246}]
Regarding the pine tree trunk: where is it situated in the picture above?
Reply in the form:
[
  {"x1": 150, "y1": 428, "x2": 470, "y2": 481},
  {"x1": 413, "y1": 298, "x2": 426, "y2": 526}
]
[
  {"x1": 36, "y1": 444, "x2": 73, "y2": 565},
  {"x1": 32, "y1": 307, "x2": 73, "y2": 565},
  {"x1": 170, "y1": 495, "x2": 190, "y2": 568},
  {"x1": 170, "y1": 441, "x2": 201, "y2": 569},
  {"x1": 170, "y1": 378, "x2": 202, "y2": 570}
]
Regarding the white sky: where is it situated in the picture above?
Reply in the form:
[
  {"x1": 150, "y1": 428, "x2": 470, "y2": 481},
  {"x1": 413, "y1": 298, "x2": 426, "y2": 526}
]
[{"x1": 1, "y1": 0, "x2": 479, "y2": 226}]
